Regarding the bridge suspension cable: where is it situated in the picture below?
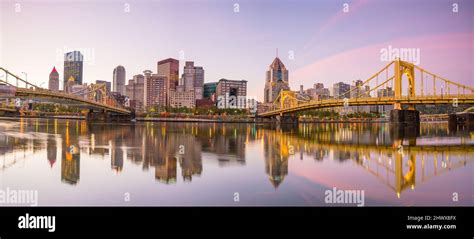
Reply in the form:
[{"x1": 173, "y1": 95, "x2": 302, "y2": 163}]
[
  {"x1": 260, "y1": 59, "x2": 474, "y2": 117},
  {"x1": 0, "y1": 67, "x2": 42, "y2": 90}
]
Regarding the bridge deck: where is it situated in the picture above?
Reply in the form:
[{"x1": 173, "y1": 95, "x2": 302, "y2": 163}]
[
  {"x1": 14, "y1": 88, "x2": 131, "y2": 115},
  {"x1": 259, "y1": 95, "x2": 474, "y2": 117}
]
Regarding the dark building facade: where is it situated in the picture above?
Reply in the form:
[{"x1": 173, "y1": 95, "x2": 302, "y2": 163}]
[{"x1": 63, "y1": 51, "x2": 83, "y2": 91}]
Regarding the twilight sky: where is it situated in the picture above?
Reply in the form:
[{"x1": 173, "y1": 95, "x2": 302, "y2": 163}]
[{"x1": 0, "y1": 0, "x2": 473, "y2": 100}]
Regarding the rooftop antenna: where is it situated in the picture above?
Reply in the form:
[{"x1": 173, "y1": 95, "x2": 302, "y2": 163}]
[{"x1": 276, "y1": 48, "x2": 279, "y2": 58}]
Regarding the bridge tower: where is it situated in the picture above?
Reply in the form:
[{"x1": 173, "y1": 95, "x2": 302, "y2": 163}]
[{"x1": 391, "y1": 58, "x2": 420, "y2": 124}]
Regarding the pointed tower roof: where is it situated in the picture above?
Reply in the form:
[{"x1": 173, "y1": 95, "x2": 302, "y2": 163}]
[
  {"x1": 270, "y1": 57, "x2": 286, "y2": 70},
  {"x1": 50, "y1": 66, "x2": 59, "y2": 75}
]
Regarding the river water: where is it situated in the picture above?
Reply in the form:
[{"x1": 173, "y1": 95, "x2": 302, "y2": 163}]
[{"x1": 0, "y1": 118, "x2": 472, "y2": 206}]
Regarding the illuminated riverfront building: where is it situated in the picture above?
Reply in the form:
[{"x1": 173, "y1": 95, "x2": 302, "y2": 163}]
[
  {"x1": 48, "y1": 66, "x2": 59, "y2": 92},
  {"x1": 264, "y1": 56, "x2": 290, "y2": 103},
  {"x1": 63, "y1": 51, "x2": 83, "y2": 92}
]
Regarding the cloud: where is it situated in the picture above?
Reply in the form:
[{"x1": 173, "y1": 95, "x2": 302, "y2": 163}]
[{"x1": 293, "y1": 32, "x2": 474, "y2": 89}]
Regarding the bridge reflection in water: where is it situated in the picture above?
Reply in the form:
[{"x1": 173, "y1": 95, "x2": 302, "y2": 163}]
[{"x1": 0, "y1": 119, "x2": 472, "y2": 205}]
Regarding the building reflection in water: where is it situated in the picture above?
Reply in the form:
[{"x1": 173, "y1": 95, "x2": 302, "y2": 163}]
[
  {"x1": 0, "y1": 118, "x2": 472, "y2": 199},
  {"x1": 263, "y1": 129, "x2": 289, "y2": 188},
  {"x1": 61, "y1": 124, "x2": 80, "y2": 185},
  {"x1": 46, "y1": 138, "x2": 57, "y2": 168}
]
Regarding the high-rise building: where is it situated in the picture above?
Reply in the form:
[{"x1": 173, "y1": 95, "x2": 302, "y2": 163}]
[
  {"x1": 157, "y1": 58, "x2": 179, "y2": 106},
  {"x1": 63, "y1": 51, "x2": 83, "y2": 92},
  {"x1": 183, "y1": 61, "x2": 195, "y2": 92},
  {"x1": 194, "y1": 66, "x2": 204, "y2": 100},
  {"x1": 125, "y1": 74, "x2": 145, "y2": 111},
  {"x1": 113, "y1": 65, "x2": 126, "y2": 95},
  {"x1": 264, "y1": 56, "x2": 290, "y2": 103},
  {"x1": 144, "y1": 74, "x2": 167, "y2": 108},
  {"x1": 216, "y1": 79, "x2": 247, "y2": 109},
  {"x1": 333, "y1": 82, "x2": 351, "y2": 99},
  {"x1": 182, "y1": 61, "x2": 204, "y2": 100},
  {"x1": 48, "y1": 66, "x2": 59, "y2": 92},
  {"x1": 143, "y1": 70, "x2": 152, "y2": 108}
]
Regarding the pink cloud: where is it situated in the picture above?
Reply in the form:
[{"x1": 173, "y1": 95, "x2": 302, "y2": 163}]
[
  {"x1": 293, "y1": 32, "x2": 474, "y2": 89},
  {"x1": 303, "y1": 0, "x2": 371, "y2": 50}
]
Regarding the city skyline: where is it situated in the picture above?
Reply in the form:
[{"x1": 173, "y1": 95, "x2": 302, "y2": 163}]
[{"x1": 1, "y1": 0, "x2": 473, "y2": 101}]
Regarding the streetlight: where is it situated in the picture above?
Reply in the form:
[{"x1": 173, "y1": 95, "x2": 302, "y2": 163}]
[{"x1": 21, "y1": 72, "x2": 28, "y2": 88}]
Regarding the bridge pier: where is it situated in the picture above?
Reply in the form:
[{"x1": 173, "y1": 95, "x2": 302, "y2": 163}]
[
  {"x1": 0, "y1": 109, "x2": 20, "y2": 117},
  {"x1": 448, "y1": 112, "x2": 474, "y2": 131},
  {"x1": 390, "y1": 109, "x2": 420, "y2": 124},
  {"x1": 275, "y1": 114, "x2": 299, "y2": 124},
  {"x1": 86, "y1": 110, "x2": 108, "y2": 122},
  {"x1": 85, "y1": 110, "x2": 135, "y2": 122}
]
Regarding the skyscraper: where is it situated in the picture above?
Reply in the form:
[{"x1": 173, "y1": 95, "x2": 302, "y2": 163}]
[
  {"x1": 264, "y1": 56, "x2": 289, "y2": 103},
  {"x1": 143, "y1": 70, "x2": 153, "y2": 108},
  {"x1": 183, "y1": 61, "x2": 195, "y2": 92},
  {"x1": 113, "y1": 65, "x2": 126, "y2": 95},
  {"x1": 157, "y1": 58, "x2": 179, "y2": 106},
  {"x1": 194, "y1": 66, "x2": 204, "y2": 100},
  {"x1": 48, "y1": 66, "x2": 59, "y2": 92},
  {"x1": 182, "y1": 61, "x2": 205, "y2": 100},
  {"x1": 63, "y1": 51, "x2": 83, "y2": 92}
]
